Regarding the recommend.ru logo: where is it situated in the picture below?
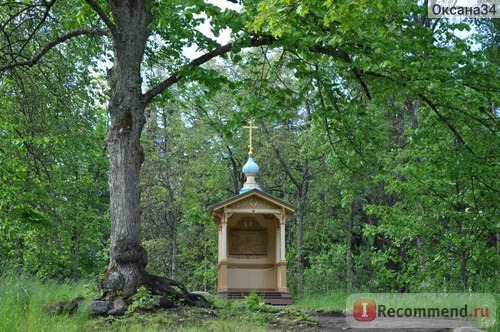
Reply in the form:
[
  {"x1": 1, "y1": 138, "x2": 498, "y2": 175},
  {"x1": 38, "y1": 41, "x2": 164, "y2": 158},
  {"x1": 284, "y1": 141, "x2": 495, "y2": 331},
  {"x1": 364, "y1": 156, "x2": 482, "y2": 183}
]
[
  {"x1": 353, "y1": 299, "x2": 377, "y2": 321},
  {"x1": 346, "y1": 293, "x2": 496, "y2": 329}
]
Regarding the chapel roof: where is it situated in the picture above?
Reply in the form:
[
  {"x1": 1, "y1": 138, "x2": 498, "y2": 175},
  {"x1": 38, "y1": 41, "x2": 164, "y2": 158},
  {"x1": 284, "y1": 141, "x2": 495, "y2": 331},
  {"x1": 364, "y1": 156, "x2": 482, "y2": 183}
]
[{"x1": 207, "y1": 188, "x2": 296, "y2": 217}]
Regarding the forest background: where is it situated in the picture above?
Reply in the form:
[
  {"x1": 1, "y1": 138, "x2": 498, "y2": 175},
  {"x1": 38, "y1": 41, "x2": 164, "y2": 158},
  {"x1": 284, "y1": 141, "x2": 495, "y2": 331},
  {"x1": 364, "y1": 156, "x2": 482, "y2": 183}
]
[{"x1": 0, "y1": 0, "x2": 498, "y2": 303}]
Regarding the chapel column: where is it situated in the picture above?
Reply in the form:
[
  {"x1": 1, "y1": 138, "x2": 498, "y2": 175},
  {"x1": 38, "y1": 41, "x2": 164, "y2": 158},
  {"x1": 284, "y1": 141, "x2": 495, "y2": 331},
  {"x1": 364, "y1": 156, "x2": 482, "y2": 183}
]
[
  {"x1": 275, "y1": 222, "x2": 281, "y2": 262},
  {"x1": 218, "y1": 223, "x2": 222, "y2": 262},
  {"x1": 280, "y1": 221, "x2": 286, "y2": 261},
  {"x1": 277, "y1": 208, "x2": 287, "y2": 292},
  {"x1": 221, "y1": 215, "x2": 228, "y2": 260},
  {"x1": 218, "y1": 209, "x2": 229, "y2": 292}
]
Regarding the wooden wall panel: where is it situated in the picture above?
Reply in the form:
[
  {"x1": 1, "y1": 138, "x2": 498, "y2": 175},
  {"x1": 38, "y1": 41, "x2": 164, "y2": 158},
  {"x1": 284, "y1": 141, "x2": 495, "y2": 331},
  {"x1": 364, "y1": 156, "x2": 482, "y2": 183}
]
[{"x1": 227, "y1": 267, "x2": 276, "y2": 290}]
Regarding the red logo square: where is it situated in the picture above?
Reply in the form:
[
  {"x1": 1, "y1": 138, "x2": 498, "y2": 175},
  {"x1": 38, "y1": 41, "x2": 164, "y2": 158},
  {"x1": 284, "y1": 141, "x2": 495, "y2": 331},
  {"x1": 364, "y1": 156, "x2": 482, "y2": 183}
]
[{"x1": 353, "y1": 299, "x2": 376, "y2": 321}]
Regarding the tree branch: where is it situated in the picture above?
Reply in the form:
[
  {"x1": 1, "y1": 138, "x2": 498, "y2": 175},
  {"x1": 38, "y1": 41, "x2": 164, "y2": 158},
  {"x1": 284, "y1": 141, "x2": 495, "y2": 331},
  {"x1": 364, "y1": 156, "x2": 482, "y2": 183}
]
[
  {"x1": 419, "y1": 93, "x2": 476, "y2": 156},
  {"x1": 309, "y1": 44, "x2": 352, "y2": 62},
  {"x1": 309, "y1": 44, "x2": 374, "y2": 99},
  {"x1": 142, "y1": 36, "x2": 273, "y2": 105},
  {"x1": 84, "y1": 0, "x2": 116, "y2": 36},
  {"x1": 142, "y1": 34, "x2": 382, "y2": 105},
  {"x1": 260, "y1": 122, "x2": 301, "y2": 189},
  {"x1": 0, "y1": 28, "x2": 109, "y2": 72},
  {"x1": 352, "y1": 68, "x2": 372, "y2": 100},
  {"x1": 15, "y1": 0, "x2": 56, "y2": 60}
]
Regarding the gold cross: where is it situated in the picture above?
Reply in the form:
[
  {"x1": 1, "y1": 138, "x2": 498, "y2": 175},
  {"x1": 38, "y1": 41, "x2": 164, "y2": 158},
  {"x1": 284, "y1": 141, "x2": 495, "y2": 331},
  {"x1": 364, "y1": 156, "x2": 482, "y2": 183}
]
[{"x1": 243, "y1": 120, "x2": 258, "y2": 155}]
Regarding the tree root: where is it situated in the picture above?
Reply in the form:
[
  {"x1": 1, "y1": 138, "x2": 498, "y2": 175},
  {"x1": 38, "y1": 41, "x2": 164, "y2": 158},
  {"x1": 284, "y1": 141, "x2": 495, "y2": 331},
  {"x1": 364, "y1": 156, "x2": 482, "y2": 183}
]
[
  {"x1": 140, "y1": 272, "x2": 210, "y2": 308},
  {"x1": 87, "y1": 271, "x2": 211, "y2": 316}
]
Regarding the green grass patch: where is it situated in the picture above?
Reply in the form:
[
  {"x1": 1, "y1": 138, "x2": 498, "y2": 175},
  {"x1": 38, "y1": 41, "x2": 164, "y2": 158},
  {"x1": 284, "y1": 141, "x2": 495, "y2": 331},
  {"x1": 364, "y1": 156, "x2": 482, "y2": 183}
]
[
  {"x1": 0, "y1": 273, "x2": 315, "y2": 331},
  {"x1": 89, "y1": 308, "x2": 270, "y2": 332},
  {"x1": 0, "y1": 271, "x2": 92, "y2": 332},
  {"x1": 2, "y1": 273, "x2": 496, "y2": 332},
  {"x1": 87, "y1": 298, "x2": 314, "y2": 332},
  {"x1": 294, "y1": 292, "x2": 348, "y2": 312}
]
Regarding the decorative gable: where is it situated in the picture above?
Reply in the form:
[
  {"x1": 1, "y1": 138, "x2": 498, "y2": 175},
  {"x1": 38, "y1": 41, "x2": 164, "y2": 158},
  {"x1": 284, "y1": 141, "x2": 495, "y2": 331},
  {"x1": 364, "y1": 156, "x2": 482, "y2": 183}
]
[
  {"x1": 229, "y1": 196, "x2": 276, "y2": 210},
  {"x1": 208, "y1": 189, "x2": 296, "y2": 225}
]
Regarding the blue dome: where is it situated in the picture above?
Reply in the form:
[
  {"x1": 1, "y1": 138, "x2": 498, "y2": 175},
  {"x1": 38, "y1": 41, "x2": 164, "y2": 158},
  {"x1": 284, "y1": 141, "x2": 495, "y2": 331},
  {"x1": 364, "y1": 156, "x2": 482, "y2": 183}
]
[{"x1": 242, "y1": 156, "x2": 259, "y2": 174}]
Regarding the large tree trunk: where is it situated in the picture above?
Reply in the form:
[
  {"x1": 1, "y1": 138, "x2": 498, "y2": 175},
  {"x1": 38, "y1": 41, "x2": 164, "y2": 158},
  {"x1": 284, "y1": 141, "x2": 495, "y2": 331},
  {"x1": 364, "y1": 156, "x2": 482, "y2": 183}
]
[
  {"x1": 104, "y1": 0, "x2": 151, "y2": 297},
  {"x1": 95, "y1": 2, "x2": 207, "y2": 313}
]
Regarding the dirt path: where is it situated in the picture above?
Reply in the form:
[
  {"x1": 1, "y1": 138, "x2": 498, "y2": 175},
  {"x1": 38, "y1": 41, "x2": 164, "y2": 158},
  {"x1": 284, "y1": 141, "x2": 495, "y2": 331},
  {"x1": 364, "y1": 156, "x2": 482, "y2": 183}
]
[{"x1": 306, "y1": 311, "x2": 483, "y2": 332}]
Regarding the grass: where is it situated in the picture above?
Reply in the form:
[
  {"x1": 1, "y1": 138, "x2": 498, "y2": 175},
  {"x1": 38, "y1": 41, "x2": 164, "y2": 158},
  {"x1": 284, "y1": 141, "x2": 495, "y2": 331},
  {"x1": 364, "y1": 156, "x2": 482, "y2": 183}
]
[
  {"x1": 0, "y1": 272, "x2": 93, "y2": 332},
  {"x1": 0, "y1": 273, "x2": 313, "y2": 332},
  {"x1": 84, "y1": 293, "x2": 315, "y2": 331},
  {"x1": 88, "y1": 308, "x2": 271, "y2": 332},
  {"x1": 294, "y1": 292, "x2": 348, "y2": 312},
  {"x1": 1, "y1": 273, "x2": 496, "y2": 331}
]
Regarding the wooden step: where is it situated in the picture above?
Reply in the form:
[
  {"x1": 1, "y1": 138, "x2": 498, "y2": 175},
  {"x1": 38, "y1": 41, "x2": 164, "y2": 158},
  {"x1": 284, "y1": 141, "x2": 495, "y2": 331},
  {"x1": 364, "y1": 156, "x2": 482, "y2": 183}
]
[{"x1": 219, "y1": 291, "x2": 292, "y2": 305}]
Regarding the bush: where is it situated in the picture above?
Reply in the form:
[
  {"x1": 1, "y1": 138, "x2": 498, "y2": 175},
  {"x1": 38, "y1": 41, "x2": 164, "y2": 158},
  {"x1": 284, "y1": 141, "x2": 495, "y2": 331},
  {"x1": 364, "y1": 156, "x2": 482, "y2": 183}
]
[
  {"x1": 243, "y1": 291, "x2": 267, "y2": 312},
  {"x1": 126, "y1": 286, "x2": 160, "y2": 313}
]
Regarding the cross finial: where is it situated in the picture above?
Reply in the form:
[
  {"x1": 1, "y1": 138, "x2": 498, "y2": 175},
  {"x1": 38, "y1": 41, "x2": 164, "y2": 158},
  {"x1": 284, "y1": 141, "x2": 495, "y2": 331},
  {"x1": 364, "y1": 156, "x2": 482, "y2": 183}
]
[{"x1": 243, "y1": 120, "x2": 258, "y2": 155}]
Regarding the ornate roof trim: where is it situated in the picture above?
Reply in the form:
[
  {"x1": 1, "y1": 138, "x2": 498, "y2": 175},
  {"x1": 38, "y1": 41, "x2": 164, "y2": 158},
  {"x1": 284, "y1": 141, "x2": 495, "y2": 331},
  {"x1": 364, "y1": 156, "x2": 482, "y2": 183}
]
[{"x1": 208, "y1": 188, "x2": 296, "y2": 216}]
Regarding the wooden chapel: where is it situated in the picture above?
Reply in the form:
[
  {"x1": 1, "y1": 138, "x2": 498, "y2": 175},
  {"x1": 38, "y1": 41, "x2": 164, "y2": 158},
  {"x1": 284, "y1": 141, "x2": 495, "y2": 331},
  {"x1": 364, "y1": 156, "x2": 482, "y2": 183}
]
[{"x1": 208, "y1": 122, "x2": 296, "y2": 305}]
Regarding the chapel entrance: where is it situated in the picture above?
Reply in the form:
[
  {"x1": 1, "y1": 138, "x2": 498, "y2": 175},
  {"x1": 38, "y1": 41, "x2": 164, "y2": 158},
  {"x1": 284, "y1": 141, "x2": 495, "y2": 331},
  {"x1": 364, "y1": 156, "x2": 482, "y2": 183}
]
[{"x1": 227, "y1": 215, "x2": 276, "y2": 291}]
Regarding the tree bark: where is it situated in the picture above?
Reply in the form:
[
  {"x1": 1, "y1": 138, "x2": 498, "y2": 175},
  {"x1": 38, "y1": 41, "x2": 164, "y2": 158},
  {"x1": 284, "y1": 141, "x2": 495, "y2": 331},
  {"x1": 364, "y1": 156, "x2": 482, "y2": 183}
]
[
  {"x1": 98, "y1": 2, "x2": 209, "y2": 309},
  {"x1": 105, "y1": 0, "x2": 151, "y2": 296},
  {"x1": 295, "y1": 158, "x2": 309, "y2": 299},
  {"x1": 346, "y1": 201, "x2": 355, "y2": 292}
]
